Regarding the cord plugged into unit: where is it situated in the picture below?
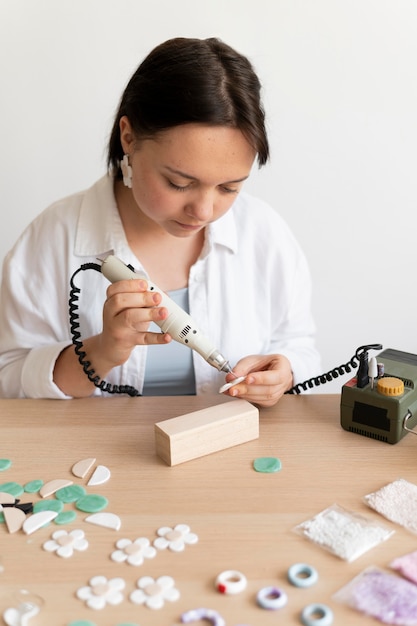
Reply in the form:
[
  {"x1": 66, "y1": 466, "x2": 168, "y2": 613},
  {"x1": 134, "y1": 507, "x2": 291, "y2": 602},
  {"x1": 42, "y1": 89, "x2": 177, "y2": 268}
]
[
  {"x1": 286, "y1": 343, "x2": 383, "y2": 395},
  {"x1": 355, "y1": 344, "x2": 383, "y2": 388}
]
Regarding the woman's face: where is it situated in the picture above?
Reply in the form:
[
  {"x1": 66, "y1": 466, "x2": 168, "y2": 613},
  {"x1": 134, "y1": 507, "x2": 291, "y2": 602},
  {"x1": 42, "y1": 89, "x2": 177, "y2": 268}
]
[{"x1": 119, "y1": 117, "x2": 256, "y2": 237}]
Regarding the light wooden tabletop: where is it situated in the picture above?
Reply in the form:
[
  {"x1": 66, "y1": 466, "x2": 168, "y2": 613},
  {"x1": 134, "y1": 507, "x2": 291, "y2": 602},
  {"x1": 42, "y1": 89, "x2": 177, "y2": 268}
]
[{"x1": 1, "y1": 394, "x2": 416, "y2": 625}]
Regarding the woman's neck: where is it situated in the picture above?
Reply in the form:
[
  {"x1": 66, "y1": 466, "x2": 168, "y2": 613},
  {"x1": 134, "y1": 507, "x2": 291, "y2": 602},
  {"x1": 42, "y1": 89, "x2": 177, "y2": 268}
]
[{"x1": 114, "y1": 180, "x2": 205, "y2": 290}]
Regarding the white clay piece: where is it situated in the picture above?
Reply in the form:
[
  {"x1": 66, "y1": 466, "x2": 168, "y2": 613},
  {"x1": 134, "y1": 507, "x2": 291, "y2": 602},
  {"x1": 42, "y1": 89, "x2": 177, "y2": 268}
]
[
  {"x1": 87, "y1": 465, "x2": 111, "y2": 486},
  {"x1": 218, "y1": 376, "x2": 246, "y2": 394},
  {"x1": 84, "y1": 512, "x2": 121, "y2": 531}
]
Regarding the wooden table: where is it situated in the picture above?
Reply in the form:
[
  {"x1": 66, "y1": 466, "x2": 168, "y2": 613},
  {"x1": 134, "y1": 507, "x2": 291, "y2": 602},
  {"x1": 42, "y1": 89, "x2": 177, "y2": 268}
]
[{"x1": 1, "y1": 394, "x2": 416, "y2": 625}]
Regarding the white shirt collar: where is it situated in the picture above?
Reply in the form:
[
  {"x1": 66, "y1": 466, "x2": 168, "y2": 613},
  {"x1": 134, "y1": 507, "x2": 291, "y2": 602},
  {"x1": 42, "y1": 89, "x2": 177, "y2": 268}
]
[
  {"x1": 74, "y1": 175, "x2": 124, "y2": 257},
  {"x1": 208, "y1": 207, "x2": 238, "y2": 254}
]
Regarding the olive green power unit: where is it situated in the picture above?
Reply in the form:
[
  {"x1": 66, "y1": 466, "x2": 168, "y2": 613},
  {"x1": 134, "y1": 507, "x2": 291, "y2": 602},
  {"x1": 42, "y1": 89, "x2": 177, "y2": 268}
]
[{"x1": 341, "y1": 348, "x2": 417, "y2": 444}]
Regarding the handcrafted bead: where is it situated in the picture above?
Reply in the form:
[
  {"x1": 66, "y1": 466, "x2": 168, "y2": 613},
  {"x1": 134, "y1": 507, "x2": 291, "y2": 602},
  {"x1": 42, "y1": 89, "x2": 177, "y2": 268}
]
[
  {"x1": 256, "y1": 586, "x2": 288, "y2": 610},
  {"x1": 181, "y1": 608, "x2": 225, "y2": 625},
  {"x1": 215, "y1": 570, "x2": 247, "y2": 595},
  {"x1": 301, "y1": 603, "x2": 333, "y2": 626},
  {"x1": 288, "y1": 563, "x2": 319, "y2": 588}
]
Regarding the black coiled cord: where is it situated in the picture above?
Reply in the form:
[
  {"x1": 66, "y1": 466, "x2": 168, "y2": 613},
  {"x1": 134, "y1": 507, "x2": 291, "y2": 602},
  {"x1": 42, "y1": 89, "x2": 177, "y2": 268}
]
[
  {"x1": 70, "y1": 264, "x2": 380, "y2": 399},
  {"x1": 285, "y1": 343, "x2": 382, "y2": 394},
  {"x1": 69, "y1": 263, "x2": 141, "y2": 397}
]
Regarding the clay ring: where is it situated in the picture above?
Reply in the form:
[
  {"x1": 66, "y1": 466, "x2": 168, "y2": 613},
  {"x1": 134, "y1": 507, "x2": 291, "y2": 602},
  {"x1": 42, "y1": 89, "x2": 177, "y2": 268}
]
[
  {"x1": 181, "y1": 607, "x2": 226, "y2": 625},
  {"x1": 256, "y1": 586, "x2": 288, "y2": 610},
  {"x1": 301, "y1": 603, "x2": 333, "y2": 626},
  {"x1": 288, "y1": 563, "x2": 319, "y2": 588},
  {"x1": 215, "y1": 570, "x2": 247, "y2": 595}
]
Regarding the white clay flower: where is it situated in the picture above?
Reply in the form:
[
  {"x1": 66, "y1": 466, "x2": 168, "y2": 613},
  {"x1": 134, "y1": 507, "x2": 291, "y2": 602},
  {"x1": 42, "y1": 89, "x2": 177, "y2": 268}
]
[
  {"x1": 76, "y1": 575, "x2": 125, "y2": 610},
  {"x1": 130, "y1": 575, "x2": 180, "y2": 609},
  {"x1": 120, "y1": 154, "x2": 132, "y2": 188},
  {"x1": 43, "y1": 529, "x2": 88, "y2": 558},
  {"x1": 111, "y1": 537, "x2": 157, "y2": 566},
  {"x1": 153, "y1": 524, "x2": 198, "y2": 552}
]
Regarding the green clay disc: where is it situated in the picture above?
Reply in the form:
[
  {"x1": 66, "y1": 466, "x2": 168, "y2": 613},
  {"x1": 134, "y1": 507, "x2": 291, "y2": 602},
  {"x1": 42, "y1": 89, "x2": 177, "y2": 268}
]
[
  {"x1": 55, "y1": 484, "x2": 86, "y2": 503},
  {"x1": 75, "y1": 494, "x2": 108, "y2": 513},
  {"x1": 54, "y1": 510, "x2": 77, "y2": 525},
  {"x1": 24, "y1": 479, "x2": 44, "y2": 493},
  {"x1": 0, "y1": 481, "x2": 23, "y2": 497},
  {"x1": 253, "y1": 457, "x2": 282, "y2": 473},
  {"x1": 0, "y1": 459, "x2": 12, "y2": 471},
  {"x1": 0, "y1": 511, "x2": 5, "y2": 523},
  {"x1": 33, "y1": 499, "x2": 64, "y2": 514},
  {"x1": 67, "y1": 621, "x2": 97, "y2": 626}
]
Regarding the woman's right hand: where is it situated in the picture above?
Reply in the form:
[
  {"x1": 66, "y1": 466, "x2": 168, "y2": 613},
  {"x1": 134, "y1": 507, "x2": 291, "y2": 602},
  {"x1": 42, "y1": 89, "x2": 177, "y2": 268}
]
[
  {"x1": 99, "y1": 278, "x2": 172, "y2": 368},
  {"x1": 53, "y1": 278, "x2": 171, "y2": 397}
]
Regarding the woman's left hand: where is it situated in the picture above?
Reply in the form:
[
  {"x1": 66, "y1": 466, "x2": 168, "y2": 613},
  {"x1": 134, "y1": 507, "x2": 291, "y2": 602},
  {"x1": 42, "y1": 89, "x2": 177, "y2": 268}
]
[{"x1": 222, "y1": 354, "x2": 294, "y2": 408}]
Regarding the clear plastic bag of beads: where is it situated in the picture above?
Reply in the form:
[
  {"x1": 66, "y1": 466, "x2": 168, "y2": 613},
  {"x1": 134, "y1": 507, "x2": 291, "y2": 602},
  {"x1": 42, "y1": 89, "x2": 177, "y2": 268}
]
[
  {"x1": 333, "y1": 566, "x2": 417, "y2": 625},
  {"x1": 293, "y1": 504, "x2": 394, "y2": 562},
  {"x1": 391, "y1": 549, "x2": 417, "y2": 585},
  {"x1": 364, "y1": 478, "x2": 417, "y2": 534}
]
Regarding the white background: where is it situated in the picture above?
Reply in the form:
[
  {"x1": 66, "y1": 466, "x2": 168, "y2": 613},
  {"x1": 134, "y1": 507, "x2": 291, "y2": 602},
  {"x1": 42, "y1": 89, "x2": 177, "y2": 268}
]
[{"x1": 1, "y1": 0, "x2": 416, "y2": 392}]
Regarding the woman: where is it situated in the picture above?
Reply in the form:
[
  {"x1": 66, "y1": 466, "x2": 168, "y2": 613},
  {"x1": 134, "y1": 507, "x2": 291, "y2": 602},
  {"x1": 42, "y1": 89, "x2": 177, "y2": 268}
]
[{"x1": 0, "y1": 37, "x2": 320, "y2": 406}]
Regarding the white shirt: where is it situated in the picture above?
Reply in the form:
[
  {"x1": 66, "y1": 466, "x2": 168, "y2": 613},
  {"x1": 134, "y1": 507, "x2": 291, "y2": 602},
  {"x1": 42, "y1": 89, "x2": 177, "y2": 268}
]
[{"x1": 0, "y1": 175, "x2": 321, "y2": 398}]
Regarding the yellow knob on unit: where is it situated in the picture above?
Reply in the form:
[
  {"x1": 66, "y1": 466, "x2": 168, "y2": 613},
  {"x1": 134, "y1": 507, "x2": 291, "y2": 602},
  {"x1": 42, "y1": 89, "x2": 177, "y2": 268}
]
[{"x1": 377, "y1": 377, "x2": 404, "y2": 396}]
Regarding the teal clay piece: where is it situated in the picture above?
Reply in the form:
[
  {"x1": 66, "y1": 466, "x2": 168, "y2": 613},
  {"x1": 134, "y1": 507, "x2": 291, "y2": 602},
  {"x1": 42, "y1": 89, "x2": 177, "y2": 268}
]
[
  {"x1": 24, "y1": 479, "x2": 44, "y2": 493},
  {"x1": 0, "y1": 511, "x2": 4, "y2": 523},
  {"x1": 75, "y1": 494, "x2": 108, "y2": 513},
  {"x1": 253, "y1": 457, "x2": 282, "y2": 473},
  {"x1": 67, "y1": 621, "x2": 97, "y2": 626},
  {"x1": 55, "y1": 484, "x2": 86, "y2": 503},
  {"x1": 55, "y1": 510, "x2": 77, "y2": 525},
  {"x1": 0, "y1": 459, "x2": 12, "y2": 471},
  {"x1": 0, "y1": 481, "x2": 23, "y2": 497},
  {"x1": 33, "y1": 499, "x2": 64, "y2": 513}
]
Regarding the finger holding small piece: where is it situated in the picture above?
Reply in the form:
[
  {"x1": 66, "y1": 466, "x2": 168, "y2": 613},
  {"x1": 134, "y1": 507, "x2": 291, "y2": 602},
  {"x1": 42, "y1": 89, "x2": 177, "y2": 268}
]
[{"x1": 218, "y1": 376, "x2": 246, "y2": 394}]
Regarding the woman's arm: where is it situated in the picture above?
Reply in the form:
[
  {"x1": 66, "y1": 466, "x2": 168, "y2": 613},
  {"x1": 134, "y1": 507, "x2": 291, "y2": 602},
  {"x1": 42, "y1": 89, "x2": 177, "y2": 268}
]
[{"x1": 53, "y1": 279, "x2": 172, "y2": 397}]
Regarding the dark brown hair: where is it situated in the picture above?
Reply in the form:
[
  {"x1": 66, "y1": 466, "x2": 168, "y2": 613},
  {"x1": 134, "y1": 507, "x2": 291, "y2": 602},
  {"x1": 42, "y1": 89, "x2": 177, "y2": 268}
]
[{"x1": 107, "y1": 37, "x2": 269, "y2": 178}]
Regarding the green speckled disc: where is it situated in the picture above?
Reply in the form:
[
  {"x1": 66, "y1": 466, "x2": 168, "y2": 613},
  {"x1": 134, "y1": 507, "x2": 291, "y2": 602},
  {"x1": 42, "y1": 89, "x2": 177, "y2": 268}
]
[
  {"x1": 0, "y1": 459, "x2": 12, "y2": 471},
  {"x1": 0, "y1": 511, "x2": 5, "y2": 523},
  {"x1": 24, "y1": 479, "x2": 44, "y2": 493},
  {"x1": 67, "y1": 621, "x2": 97, "y2": 626},
  {"x1": 54, "y1": 510, "x2": 77, "y2": 525},
  {"x1": 75, "y1": 494, "x2": 108, "y2": 513},
  {"x1": 33, "y1": 499, "x2": 64, "y2": 513},
  {"x1": 55, "y1": 484, "x2": 86, "y2": 503},
  {"x1": 0, "y1": 481, "x2": 23, "y2": 497},
  {"x1": 253, "y1": 457, "x2": 282, "y2": 473}
]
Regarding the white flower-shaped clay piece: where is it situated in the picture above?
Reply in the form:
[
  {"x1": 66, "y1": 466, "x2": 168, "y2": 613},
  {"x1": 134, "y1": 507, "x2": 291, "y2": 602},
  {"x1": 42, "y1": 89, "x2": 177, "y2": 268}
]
[
  {"x1": 153, "y1": 524, "x2": 198, "y2": 552},
  {"x1": 120, "y1": 154, "x2": 132, "y2": 188},
  {"x1": 130, "y1": 575, "x2": 180, "y2": 609},
  {"x1": 111, "y1": 537, "x2": 157, "y2": 566},
  {"x1": 43, "y1": 529, "x2": 89, "y2": 558},
  {"x1": 77, "y1": 575, "x2": 125, "y2": 610}
]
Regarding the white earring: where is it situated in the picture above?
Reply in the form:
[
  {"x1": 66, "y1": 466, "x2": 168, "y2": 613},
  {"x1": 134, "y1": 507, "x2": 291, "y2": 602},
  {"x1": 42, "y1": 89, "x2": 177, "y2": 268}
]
[{"x1": 120, "y1": 154, "x2": 132, "y2": 188}]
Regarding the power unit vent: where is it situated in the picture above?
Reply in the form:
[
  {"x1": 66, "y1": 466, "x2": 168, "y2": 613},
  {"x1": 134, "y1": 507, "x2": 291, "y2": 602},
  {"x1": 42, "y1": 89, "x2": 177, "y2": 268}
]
[{"x1": 348, "y1": 426, "x2": 388, "y2": 443}]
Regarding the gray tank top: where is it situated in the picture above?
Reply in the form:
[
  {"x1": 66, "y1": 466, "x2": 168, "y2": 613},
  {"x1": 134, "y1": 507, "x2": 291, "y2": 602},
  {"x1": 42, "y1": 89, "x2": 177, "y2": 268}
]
[{"x1": 142, "y1": 287, "x2": 196, "y2": 396}]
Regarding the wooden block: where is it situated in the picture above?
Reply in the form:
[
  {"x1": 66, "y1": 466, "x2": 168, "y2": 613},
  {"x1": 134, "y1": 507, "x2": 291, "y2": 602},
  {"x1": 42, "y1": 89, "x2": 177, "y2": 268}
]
[{"x1": 155, "y1": 399, "x2": 259, "y2": 466}]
